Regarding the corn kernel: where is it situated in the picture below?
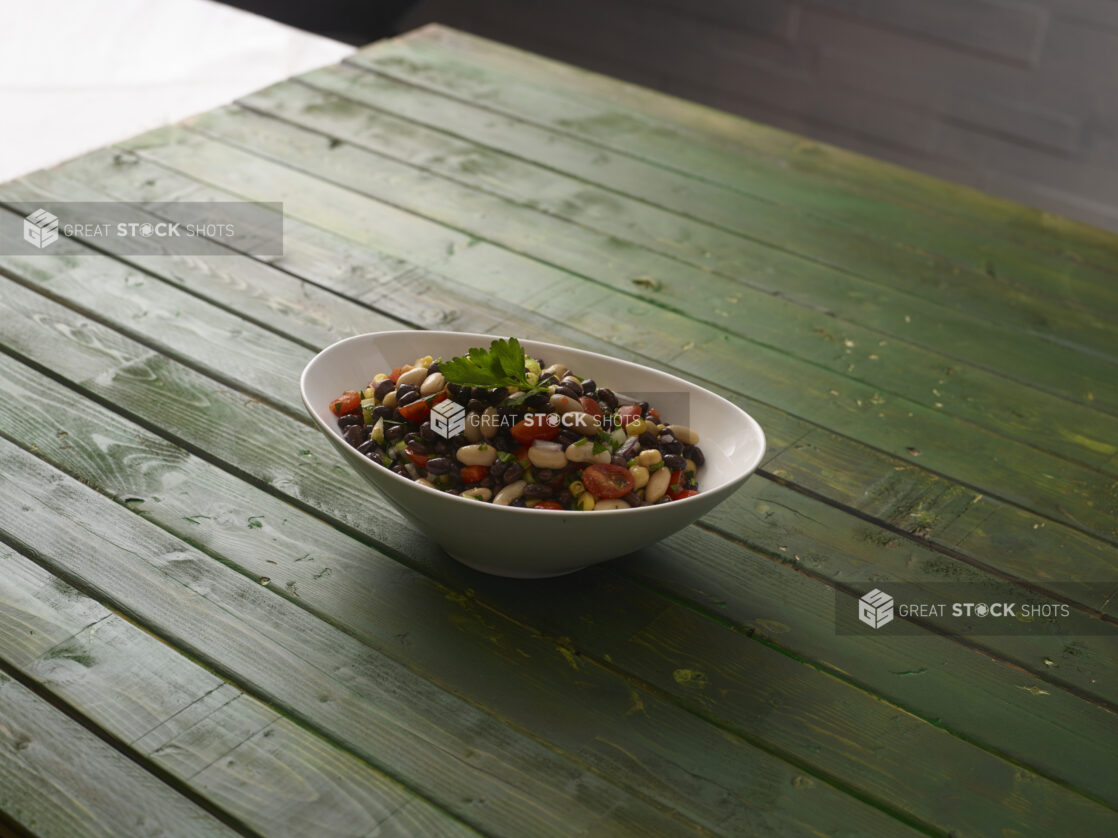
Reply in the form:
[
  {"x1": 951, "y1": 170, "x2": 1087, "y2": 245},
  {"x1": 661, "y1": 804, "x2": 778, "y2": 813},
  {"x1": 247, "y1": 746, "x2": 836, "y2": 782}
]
[
  {"x1": 625, "y1": 417, "x2": 646, "y2": 437},
  {"x1": 363, "y1": 387, "x2": 377, "y2": 400},
  {"x1": 372, "y1": 373, "x2": 389, "y2": 384},
  {"x1": 568, "y1": 480, "x2": 586, "y2": 498},
  {"x1": 576, "y1": 492, "x2": 596, "y2": 511}
]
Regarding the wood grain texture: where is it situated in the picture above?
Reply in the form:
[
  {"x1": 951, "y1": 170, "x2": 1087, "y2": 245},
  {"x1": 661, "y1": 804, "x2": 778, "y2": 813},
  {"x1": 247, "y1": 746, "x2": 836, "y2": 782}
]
[
  {"x1": 0, "y1": 669, "x2": 240, "y2": 838},
  {"x1": 0, "y1": 436, "x2": 713, "y2": 838},
  {"x1": 2, "y1": 373, "x2": 1115, "y2": 837},
  {"x1": 0, "y1": 545, "x2": 481, "y2": 838},
  {"x1": 108, "y1": 123, "x2": 1118, "y2": 543},
  {"x1": 2, "y1": 346, "x2": 1114, "y2": 817},
  {"x1": 288, "y1": 61, "x2": 1118, "y2": 375},
  {"x1": 355, "y1": 27, "x2": 1118, "y2": 300},
  {"x1": 44, "y1": 142, "x2": 1118, "y2": 614},
  {"x1": 230, "y1": 78, "x2": 1118, "y2": 428},
  {"x1": 0, "y1": 275, "x2": 1114, "y2": 832}
]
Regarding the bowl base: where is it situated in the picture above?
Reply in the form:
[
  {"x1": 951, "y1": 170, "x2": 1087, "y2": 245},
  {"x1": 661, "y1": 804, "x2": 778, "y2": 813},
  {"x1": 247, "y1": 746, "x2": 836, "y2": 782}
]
[{"x1": 444, "y1": 550, "x2": 591, "y2": 579}]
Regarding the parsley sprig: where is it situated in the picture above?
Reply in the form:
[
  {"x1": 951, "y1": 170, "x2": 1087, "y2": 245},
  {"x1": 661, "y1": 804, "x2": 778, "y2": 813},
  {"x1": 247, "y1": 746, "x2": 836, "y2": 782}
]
[{"x1": 439, "y1": 338, "x2": 548, "y2": 404}]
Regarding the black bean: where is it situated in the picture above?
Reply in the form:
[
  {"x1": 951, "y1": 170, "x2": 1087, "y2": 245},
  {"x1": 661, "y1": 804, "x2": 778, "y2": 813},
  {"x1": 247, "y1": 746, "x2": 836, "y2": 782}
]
[
  {"x1": 466, "y1": 398, "x2": 487, "y2": 414},
  {"x1": 487, "y1": 386, "x2": 509, "y2": 404},
  {"x1": 557, "y1": 429, "x2": 581, "y2": 447},
  {"x1": 404, "y1": 431, "x2": 422, "y2": 445},
  {"x1": 622, "y1": 492, "x2": 643, "y2": 507},
  {"x1": 396, "y1": 382, "x2": 418, "y2": 399},
  {"x1": 493, "y1": 434, "x2": 518, "y2": 452},
  {"x1": 373, "y1": 379, "x2": 395, "y2": 401},
  {"x1": 425, "y1": 457, "x2": 452, "y2": 474},
  {"x1": 391, "y1": 464, "x2": 408, "y2": 476},
  {"x1": 427, "y1": 361, "x2": 441, "y2": 374},
  {"x1": 534, "y1": 468, "x2": 554, "y2": 483},
  {"x1": 433, "y1": 439, "x2": 449, "y2": 454},
  {"x1": 554, "y1": 385, "x2": 579, "y2": 399},
  {"x1": 509, "y1": 497, "x2": 527, "y2": 508},
  {"x1": 337, "y1": 414, "x2": 362, "y2": 429},
  {"x1": 662, "y1": 439, "x2": 684, "y2": 455},
  {"x1": 385, "y1": 424, "x2": 406, "y2": 443},
  {"x1": 419, "y1": 421, "x2": 436, "y2": 442},
  {"x1": 477, "y1": 476, "x2": 495, "y2": 489},
  {"x1": 556, "y1": 490, "x2": 572, "y2": 507},
  {"x1": 638, "y1": 401, "x2": 650, "y2": 417},
  {"x1": 343, "y1": 425, "x2": 365, "y2": 446},
  {"x1": 638, "y1": 431, "x2": 658, "y2": 448},
  {"x1": 687, "y1": 445, "x2": 705, "y2": 467},
  {"x1": 407, "y1": 439, "x2": 429, "y2": 456},
  {"x1": 448, "y1": 432, "x2": 470, "y2": 447},
  {"x1": 489, "y1": 460, "x2": 507, "y2": 480},
  {"x1": 503, "y1": 463, "x2": 524, "y2": 484},
  {"x1": 372, "y1": 405, "x2": 394, "y2": 421},
  {"x1": 538, "y1": 373, "x2": 557, "y2": 386},
  {"x1": 357, "y1": 438, "x2": 377, "y2": 454},
  {"x1": 451, "y1": 386, "x2": 470, "y2": 406},
  {"x1": 524, "y1": 392, "x2": 550, "y2": 410},
  {"x1": 398, "y1": 390, "x2": 420, "y2": 407},
  {"x1": 580, "y1": 379, "x2": 596, "y2": 395},
  {"x1": 524, "y1": 483, "x2": 552, "y2": 499},
  {"x1": 559, "y1": 378, "x2": 582, "y2": 397},
  {"x1": 597, "y1": 388, "x2": 618, "y2": 410},
  {"x1": 664, "y1": 454, "x2": 687, "y2": 471}
]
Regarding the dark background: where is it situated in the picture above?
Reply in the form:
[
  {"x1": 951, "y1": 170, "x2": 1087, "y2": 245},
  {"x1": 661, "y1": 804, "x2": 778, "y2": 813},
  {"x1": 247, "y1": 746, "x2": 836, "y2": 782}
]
[{"x1": 216, "y1": 0, "x2": 1118, "y2": 233}]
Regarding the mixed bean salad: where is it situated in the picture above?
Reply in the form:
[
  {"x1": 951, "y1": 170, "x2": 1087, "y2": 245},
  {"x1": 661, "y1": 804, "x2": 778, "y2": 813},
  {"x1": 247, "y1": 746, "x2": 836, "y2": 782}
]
[{"x1": 328, "y1": 339, "x2": 703, "y2": 510}]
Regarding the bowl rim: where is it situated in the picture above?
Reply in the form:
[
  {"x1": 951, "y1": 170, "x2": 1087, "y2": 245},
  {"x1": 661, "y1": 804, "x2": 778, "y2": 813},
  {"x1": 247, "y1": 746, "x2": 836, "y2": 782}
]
[{"x1": 300, "y1": 330, "x2": 766, "y2": 516}]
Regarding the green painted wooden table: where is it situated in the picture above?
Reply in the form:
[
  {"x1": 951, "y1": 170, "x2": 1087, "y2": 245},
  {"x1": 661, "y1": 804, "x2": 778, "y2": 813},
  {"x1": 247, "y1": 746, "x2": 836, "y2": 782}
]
[{"x1": 1, "y1": 24, "x2": 1117, "y2": 838}]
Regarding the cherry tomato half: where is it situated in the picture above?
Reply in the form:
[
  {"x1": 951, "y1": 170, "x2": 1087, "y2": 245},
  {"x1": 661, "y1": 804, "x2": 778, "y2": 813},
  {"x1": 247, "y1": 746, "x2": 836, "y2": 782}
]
[
  {"x1": 668, "y1": 488, "x2": 698, "y2": 501},
  {"x1": 582, "y1": 464, "x2": 635, "y2": 499},
  {"x1": 398, "y1": 399, "x2": 430, "y2": 423},
  {"x1": 667, "y1": 469, "x2": 685, "y2": 493},
  {"x1": 616, "y1": 404, "x2": 643, "y2": 428},
  {"x1": 578, "y1": 396, "x2": 603, "y2": 420},
  {"x1": 510, "y1": 414, "x2": 560, "y2": 445},
  {"x1": 532, "y1": 500, "x2": 564, "y2": 510},
  {"x1": 646, "y1": 407, "x2": 661, "y2": 423},
  {"x1": 329, "y1": 390, "x2": 362, "y2": 417},
  {"x1": 460, "y1": 465, "x2": 489, "y2": 483},
  {"x1": 405, "y1": 446, "x2": 428, "y2": 468},
  {"x1": 388, "y1": 366, "x2": 405, "y2": 383}
]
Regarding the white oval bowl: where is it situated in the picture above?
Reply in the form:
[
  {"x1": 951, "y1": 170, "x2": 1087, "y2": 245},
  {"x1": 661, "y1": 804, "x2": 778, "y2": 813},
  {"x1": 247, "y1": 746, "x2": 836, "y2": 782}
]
[{"x1": 301, "y1": 331, "x2": 766, "y2": 577}]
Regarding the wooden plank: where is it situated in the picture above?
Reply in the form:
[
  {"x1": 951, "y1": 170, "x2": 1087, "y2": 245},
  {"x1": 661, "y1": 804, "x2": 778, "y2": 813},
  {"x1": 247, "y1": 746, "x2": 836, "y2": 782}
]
[
  {"x1": 234, "y1": 76, "x2": 1118, "y2": 421},
  {"x1": 28, "y1": 146, "x2": 1118, "y2": 629},
  {"x1": 0, "y1": 545, "x2": 483, "y2": 838},
  {"x1": 2, "y1": 352, "x2": 1117, "y2": 810},
  {"x1": 0, "y1": 668, "x2": 239, "y2": 838},
  {"x1": 1, "y1": 438, "x2": 1112, "y2": 838},
  {"x1": 0, "y1": 438, "x2": 714, "y2": 838},
  {"x1": 110, "y1": 124, "x2": 1118, "y2": 543},
  {"x1": 0, "y1": 369, "x2": 922, "y2": 838},
  {"x1": 351, "y1": 28, "x2": 1118, "y2": 304},
  {"x1": 187, "y1": 99, "x2": 1118, "y2": 474},
  {"x1": 288, "y1": 61, "x2": 1118, "y2": 372}
]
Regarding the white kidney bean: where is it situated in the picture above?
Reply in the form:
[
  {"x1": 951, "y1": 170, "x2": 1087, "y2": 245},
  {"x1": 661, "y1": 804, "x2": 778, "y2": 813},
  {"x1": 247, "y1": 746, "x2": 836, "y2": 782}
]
[
  {"x1": 565, "y1": 438, "x2": 611, "y2": 464},
  {"x1": 461, "y1": 487, "x2": 493, "y2": 501},
  {"x1": 595, "y1": 498, "x2": 630, "y2": 511},
  {"x1": 637, "y1": 449, "x2": 662, "y2": 467},
  {"x1": 396, "y1": 366, "x2": 428, "y2": 388},
  {"x1": 463, "y1": 411, "x2": 484, "y2": 443},
  {"x1": 419, "y1": 371, "x2": 445, "y2": 397},
  {"x1": 542, "y1": 363, "x2": 569, "y2": 379},
  {"x1": 549, "y1": 394, "x2": 581, "y2": 414},
  {"x1": 381, "y1": 390, "x2": 397, "y2": 409},
  {"x1": 528, "y1": 441, "x2": 568, "y2": 470},
  {"x1": 493, "y1": 480, "x2": 527, "y2": 506},
  {"x1": 481, "y1": 406, "x2": 499, "y2": 439},
  {"x1": 668, "y1": 424, "x2": 699, "y2": 445},
  {"x1": 645, "y1": 467, "x2": 672, "y2": 502},
  {"x1": 456, "y1": 443, "x2": 498, "y2": 466},
  {"x1": 629, "y1": 465, "x2": 649, "y2": 489},
  {"x1": 564, "y1": 411, "x2": 600, "y2": 436}
]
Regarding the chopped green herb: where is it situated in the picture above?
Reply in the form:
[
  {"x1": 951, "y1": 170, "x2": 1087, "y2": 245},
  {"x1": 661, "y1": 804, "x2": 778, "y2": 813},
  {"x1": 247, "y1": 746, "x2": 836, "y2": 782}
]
[
  {"x1": 592, "y1": 440, "x2": 608, "y2": 454},
  {"x1": 497, "y1": 450, "x2": 517, "y2": 463}
]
